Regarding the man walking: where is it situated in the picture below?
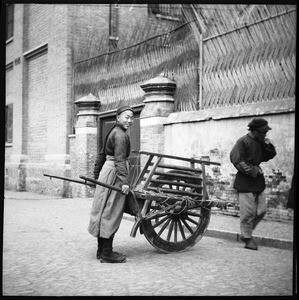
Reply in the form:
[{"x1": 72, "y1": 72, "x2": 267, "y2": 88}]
[{"x1": 230, "y1": 118, "x2": 276, "y2": 250}]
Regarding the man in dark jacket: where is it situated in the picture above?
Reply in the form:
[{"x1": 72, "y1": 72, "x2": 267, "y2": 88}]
[
  {"x1": 88, "y1": 105, "x2": 134, "y2": 263},
  {"x1": 230, "y1": 118, "x2": 276, "y2": 250}
]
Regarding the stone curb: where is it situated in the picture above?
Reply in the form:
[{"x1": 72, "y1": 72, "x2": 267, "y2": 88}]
[
  {"x1": 205, "y1": 229, "x2": 293, "y2": 251},
  {"x1": 123, "y1": 215, "x2": 293, "y2": 251}
]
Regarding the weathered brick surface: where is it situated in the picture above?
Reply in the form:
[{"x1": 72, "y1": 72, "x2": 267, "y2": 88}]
[
  {"x1": 26, "y1": 4, "x2": 51, "y2": 51},
  {"x1": 140, "y1": 124, "x2": 164, "y2": 153},
  {"x1": 27, "y1": 54, "x2": 48, "y2": 162},
  {"x1": 6, "y1": 4, "x2": 143, "y2": 193},
  {"x1": 70, "y1": 133, "x2": 98, "y2": 198}
]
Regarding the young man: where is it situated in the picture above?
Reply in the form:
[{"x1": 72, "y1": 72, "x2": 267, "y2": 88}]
[
  {"x1": 230, "y1": 118, "x2": 276, "y2": 250},
  {"x1": 88, "y1": 105, "x2": 134, "y2": 263}
]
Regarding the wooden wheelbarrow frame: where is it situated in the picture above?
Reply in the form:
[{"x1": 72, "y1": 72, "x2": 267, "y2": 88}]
[{"x1": 45, "y1": 150, "x2": 221, "y2": 253}]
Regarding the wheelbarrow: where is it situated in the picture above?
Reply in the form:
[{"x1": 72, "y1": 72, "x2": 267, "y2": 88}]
[{"x1": 44, "y1": 150, "x2": 221, "y2": 253}]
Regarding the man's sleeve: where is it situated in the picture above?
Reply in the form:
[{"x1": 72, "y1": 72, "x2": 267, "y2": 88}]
[
  {"x1": 114, "y1": 133, "x2": 130, "y2": 186},
  {"x1": 230, "y1": 140, "x2": 260, "y2": 178},
  {"x1": 261, "y1": 142, "x2": 277, "y2": 162}
]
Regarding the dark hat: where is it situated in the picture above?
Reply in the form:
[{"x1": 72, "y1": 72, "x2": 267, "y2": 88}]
[
  {"x1": 248, "y1": 118, "x2": 271, "y2": 132},
  {"x1": 116, "y1": 105, "x2": 133, "y2": 116}
]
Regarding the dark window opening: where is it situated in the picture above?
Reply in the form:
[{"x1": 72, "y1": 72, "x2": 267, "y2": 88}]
[
  {"x1": 6, "y1": 4, "x2": 14, "y2": 40},
  {"x1": 6, "y1": 104, "x2": 13, "y2": 143}
]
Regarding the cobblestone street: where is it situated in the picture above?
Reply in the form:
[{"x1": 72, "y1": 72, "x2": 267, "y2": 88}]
[{"x1": 3, "y1": 192, "x2": 294, "y2": 296}]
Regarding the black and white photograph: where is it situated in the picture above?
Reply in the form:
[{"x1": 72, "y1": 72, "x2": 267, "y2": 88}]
[{"x1": 2, "y1": 1, "x2": 296, "y2": 297}]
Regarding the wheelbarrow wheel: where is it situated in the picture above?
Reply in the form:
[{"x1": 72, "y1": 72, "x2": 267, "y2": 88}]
[{"x1": 141, "y1": 170, "x2": 211, "y2": 253}]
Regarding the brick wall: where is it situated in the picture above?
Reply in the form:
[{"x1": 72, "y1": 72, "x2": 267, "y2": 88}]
[
  {"x1": 71, "y1": 4, "x2": 110, "y2": 60},
  {"x1": 5, "y1": 4, "x2": 71, "y2": 195},
  {"x1": 70, "y1": 132, "x2": 98, "y2": 197},
  {"x1": 118, "y1": 4, "x2": 183, "y2": 42},
  {"x1": 5, "y1": 67, "x2": 13, "y2": 165},
  {"x1": 118, "y1": 4, "x2": 148, "y2": 43},
  {"x1": 27, "y1": 54, "x2": 48, "y2": 162},
  {"x1": 6, "y1": 5, "x2": 25, "y2": 156},
  {"x1": 71, "y1": 4, "x2": 182, "y2": 61},
  {"x1": 26, "y1": 4, "x2": 51, "y2": 51},
  {"x1": 46, "y1": 5, "x2": 70, "y2": 156},
  {"x1": 6, "y1": 3, "x2": 181, "y2": 195},
  {"x1": 140, "y1": 123, "x2": 165, "y2": 154}
]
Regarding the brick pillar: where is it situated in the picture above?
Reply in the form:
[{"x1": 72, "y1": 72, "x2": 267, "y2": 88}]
[
  {"x1": 140, "y1": 73, "x2": 176, "y2": 155},
  {"x1": 8, "y1": 154, "x2": 28, "y2": 191},
  {"x1": 72, "y1": 93, "x2": 101, "y2": 197}
]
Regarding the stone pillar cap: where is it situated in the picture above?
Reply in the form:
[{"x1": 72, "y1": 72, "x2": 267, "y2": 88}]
[
  {"x1": 74, "y1": 93, "x2": 101, "y2": 110},
  {"x1": 74, "y1": 93, "x2": 100, "y2": 105},
  {"x1": 141, "y1": 72, "x2": 175, "y2": 87}
]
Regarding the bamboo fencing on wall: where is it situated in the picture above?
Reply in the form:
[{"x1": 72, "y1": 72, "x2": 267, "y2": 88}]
[
  {"x1": 73, "y1": 5, "x2": 296, "y2": 114},
  {"x1": 74, "y1": 23, "x2": 199, "y2": 112},
  {"x1": 199, "y1": 5, "x2": 296, "y2": 108}
]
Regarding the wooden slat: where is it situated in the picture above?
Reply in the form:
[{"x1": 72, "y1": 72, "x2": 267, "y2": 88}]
[
  {"x1": 134, "y1": 150, "x2": 220, "y2": 166},
  {"x1": 200, "y1": 162, "x2": 208, "y2": 200},
  {"x1": 147, "y1": 187, "x2": 203, "y2": 199},
  {"x1": 143, "y1": 156, "x2": 163, "y2": 189},
  {"x1": 133, "y1": 154, "x2": 154, "y2": 187},
  {"x1": 150, "y1": 179, "x2": 202, "y2": 189},
  {"x1": 158, "y1": 163, "x2": 202, "y2": 173},
  {"x1": 154, "y1": 171, "x2": 201, "y2": 181}
]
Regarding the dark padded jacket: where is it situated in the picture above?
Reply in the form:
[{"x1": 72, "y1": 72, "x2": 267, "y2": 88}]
[
  {"x1": 230, "y1": 133, "x2": 276, "y2": 193},
  {"x1": 94, "y1": 123, "x2": 131, "y2": 185}
]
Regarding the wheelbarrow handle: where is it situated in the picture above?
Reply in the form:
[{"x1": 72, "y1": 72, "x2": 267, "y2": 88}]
[
  {"x1": 79, "y1": 175, "x2": 122, "y2": 193},
  {"x1": 43, "y1": 173, "x2": 95, "y2": 187}
]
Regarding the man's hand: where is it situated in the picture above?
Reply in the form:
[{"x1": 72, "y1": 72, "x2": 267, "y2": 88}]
[
  {"x1": 121, "y1": 184, "x2": 130, "y2": 195},
  {"x1": 257, "y1": 166, "x2": 264, "y2": 175},
  {"x1": 264, "y1": 138, "x2": 270, "y2": 145}
]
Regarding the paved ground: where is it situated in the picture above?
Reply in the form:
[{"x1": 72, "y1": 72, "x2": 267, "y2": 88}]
[{"x1": 2, "y1": 190, "x2": 295, "y2": 296}]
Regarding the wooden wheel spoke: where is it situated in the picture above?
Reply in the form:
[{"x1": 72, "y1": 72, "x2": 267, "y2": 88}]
[
  {"x1": 157, "y1": 217, "x2": 172, "y2": 236},
  {"x1": 177, "y1": 218, "x2": 186, "y2": 240},
  {"x1": 174, "y1": 220, "x2": 178, "y2": 242},
  {"x1": 185, "y1": 215, "x2": 199, "y2": 226},
  {"x1": 187, "y1": 210, "x2": 202, "y2": 218},
  {"x1": 167, "y1": 219, "x2": 175, "y2": 241},
  {"x1": 152, "y1": 215, "x2": 169, "y2": 228},
  {"x1": 147, "y1": 212, "x2": 169, "y2": 221},
  {"x1": 181, "y1": 217, "x2": 194, "y2": 234}
]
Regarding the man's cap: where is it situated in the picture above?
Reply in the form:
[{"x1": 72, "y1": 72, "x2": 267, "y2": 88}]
[
  {"x1": 248, "y1": 117, "x2": 271, "y2": 132},
  {"x1": 116, "y1": 105, "x2": 133, "y2": 116}
]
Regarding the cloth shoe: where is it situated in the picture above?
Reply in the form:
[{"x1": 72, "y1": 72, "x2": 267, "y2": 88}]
[
  {"x1": 100, "y1": 236, "x2": 127, "y2": 263},
  {"x1": 244, "y1": 238, "x2": 258, "y2": 250},
  {"x1": 240, "y1": 235, "x2": 250, "y2": 242},
  {"x1": 97, "y1": 236, "x2": 104, "y2": 259}
]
